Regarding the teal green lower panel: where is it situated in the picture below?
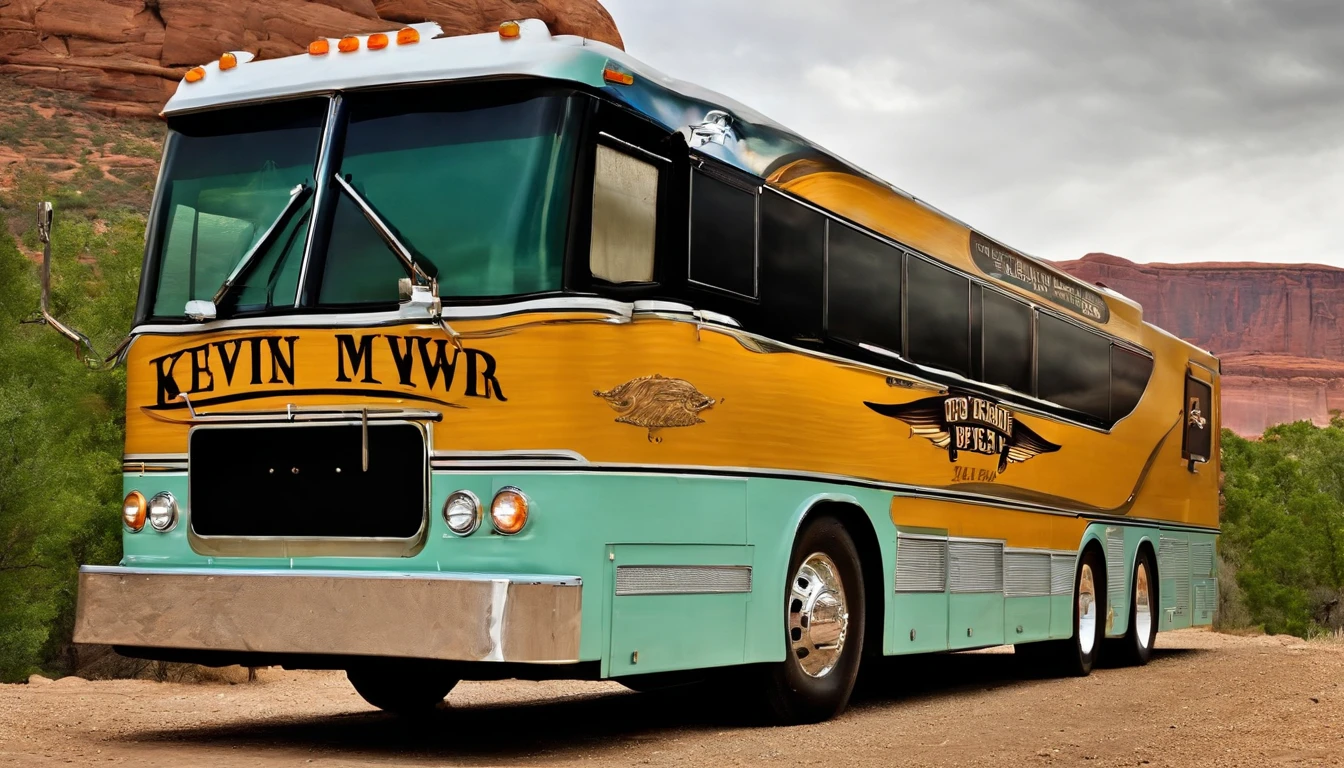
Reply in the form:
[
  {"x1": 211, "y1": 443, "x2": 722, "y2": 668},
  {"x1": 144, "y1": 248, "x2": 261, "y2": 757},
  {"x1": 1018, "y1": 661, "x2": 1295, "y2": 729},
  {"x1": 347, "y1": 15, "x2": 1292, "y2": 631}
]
[
  {"x1": 1049, "y1": 593, "x2": 1073, "y2": 639},
  {"x1": 1004, "y1": 596, "x2": 1051, "y2": 644},
  {"x1": 949, "y1": 593, "x2": 1004, "y2": 649},
  {"x1": 891, "y1": 592, "x2": 949, "y2": 653}
]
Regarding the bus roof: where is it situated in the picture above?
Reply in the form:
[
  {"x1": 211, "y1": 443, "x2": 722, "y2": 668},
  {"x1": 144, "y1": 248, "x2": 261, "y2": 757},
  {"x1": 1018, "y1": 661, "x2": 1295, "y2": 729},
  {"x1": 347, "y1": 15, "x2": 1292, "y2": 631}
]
[{"x1": 163, "y1": 19, "x2": 1154, "y2": 339}]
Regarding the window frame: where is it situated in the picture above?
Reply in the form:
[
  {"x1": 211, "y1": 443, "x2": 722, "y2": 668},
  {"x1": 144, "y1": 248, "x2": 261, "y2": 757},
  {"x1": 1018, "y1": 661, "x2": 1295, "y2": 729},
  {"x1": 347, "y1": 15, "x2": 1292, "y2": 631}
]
[
  {"x1": 586, "y1": 131, "x2": 670, "y2": 287},
  {"x1": 687, "y1": 158, "x2": 761, "y2": 301}
]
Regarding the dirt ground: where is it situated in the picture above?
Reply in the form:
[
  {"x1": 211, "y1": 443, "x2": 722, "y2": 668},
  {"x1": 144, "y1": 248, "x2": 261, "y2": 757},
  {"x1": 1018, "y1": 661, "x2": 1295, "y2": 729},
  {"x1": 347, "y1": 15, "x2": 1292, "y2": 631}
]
[{"x1": 1, "y1": 629, "x2": 1340, "y2": 767}]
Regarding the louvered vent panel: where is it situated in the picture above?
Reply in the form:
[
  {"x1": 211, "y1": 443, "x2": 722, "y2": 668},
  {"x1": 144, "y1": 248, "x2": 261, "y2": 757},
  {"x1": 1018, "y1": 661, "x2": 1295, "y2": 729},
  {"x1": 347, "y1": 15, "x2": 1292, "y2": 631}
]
[
  {"x1": 615, "y1": 565, "x2": 752, "y2": 596},
  {"x1": 1004, "y1": 552, "x2": 1051, "y2": 597},
  {"x1": 1195, "y1": 582, "x2": 1217, "y2": 617},
  {"x1": 1190, "y1": 542, "x2": 1215, "y2": 579},
  {"x1": 1106, "y1": 528, "x2": 1127, "y2": 610},
  {"x1": 949, "y1": 540, "x2": 1003, "y2": 594},
  {"x1": 1161, "y1": 537, "x2": 1191, "y2": 617},
  {"x1": 895, "y1": 535, "x2": 947, "y2": 593},
  {"x1": 1050, "y1": 553, "x2": 1075, "y2": 595}
]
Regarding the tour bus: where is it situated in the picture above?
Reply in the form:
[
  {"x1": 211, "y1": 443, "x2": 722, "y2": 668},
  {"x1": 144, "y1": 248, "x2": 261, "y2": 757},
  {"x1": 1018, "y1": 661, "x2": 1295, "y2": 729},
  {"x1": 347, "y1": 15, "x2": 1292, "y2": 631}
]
[{"x1": 42, "y1": 19, "x2": 1220, "y2": 723}]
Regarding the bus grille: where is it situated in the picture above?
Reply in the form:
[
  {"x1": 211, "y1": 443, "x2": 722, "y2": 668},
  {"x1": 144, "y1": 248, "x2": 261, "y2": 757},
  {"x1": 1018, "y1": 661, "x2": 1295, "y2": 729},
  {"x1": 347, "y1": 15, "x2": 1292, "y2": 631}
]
[{"x1": 188, "y1": 423, "x2": 426, "y2": 540}]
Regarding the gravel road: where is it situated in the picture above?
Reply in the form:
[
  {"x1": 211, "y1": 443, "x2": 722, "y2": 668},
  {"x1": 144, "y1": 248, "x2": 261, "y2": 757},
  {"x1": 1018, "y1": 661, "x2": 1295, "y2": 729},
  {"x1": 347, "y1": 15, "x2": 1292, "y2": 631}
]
[{"x1": 1, "y1": 629, "x2": 1340, "y2": 767}]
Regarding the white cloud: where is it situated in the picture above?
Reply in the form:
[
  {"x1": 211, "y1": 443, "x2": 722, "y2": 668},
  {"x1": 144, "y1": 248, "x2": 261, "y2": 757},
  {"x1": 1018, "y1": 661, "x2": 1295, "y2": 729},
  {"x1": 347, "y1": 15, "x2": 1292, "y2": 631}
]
[{"x1": 601, "y1": 0, "x2": 1344, "y2": 266}]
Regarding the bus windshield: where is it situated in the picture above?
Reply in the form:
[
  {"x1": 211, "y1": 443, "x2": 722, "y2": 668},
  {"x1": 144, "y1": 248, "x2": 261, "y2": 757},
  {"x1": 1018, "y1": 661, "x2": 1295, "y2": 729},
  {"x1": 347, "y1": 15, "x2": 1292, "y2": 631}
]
[{"x1": 144, "y1": 85, "x2": 583, "y2": 320}]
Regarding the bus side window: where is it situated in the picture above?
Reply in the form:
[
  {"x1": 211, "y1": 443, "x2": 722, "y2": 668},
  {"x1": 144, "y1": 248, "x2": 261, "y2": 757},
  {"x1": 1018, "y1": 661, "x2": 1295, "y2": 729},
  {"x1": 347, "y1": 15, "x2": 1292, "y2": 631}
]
[
  {"x1": 689, "y1": 167, "x2": 757, "y2": 298},
  {"x1": 981, "y1": 287, "x2": 1032, "y2": 393},
  {"x1": 759, "y1": 190, "x2": 824, "y2": 341},
  {"x1": 907, "y1": 256, "x2": 971, "y2": 378},
  {"x1": 825, "y1": 221, "x2": 902, "y2": 354},
  {"x1": 1111, "y1": 345, "x2": 1154, "y2": 422},
  {"x1": 1037, "y1": 312, "x2": 1110, "y2": 421},
  {"x1": 590, "y1": 144, "x2": 659, "y2": 284}
]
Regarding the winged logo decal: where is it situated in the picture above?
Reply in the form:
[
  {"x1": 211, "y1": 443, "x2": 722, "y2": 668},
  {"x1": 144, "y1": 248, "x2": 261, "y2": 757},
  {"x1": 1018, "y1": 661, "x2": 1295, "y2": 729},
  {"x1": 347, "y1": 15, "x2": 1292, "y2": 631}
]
[{"x1": 865, "y1": 394, "x2": 1061, "y2": 472}]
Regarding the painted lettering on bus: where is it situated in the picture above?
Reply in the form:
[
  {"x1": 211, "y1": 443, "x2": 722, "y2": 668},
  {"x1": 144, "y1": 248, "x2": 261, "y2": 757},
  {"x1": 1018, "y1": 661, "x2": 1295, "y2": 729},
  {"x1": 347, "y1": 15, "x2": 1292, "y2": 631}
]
[
  {"x1": 149, "y1": 333, "x2": 506, "y2": 406},
  {"x1": 334, "y1": 334, "x2": 506, "y2": 401}
]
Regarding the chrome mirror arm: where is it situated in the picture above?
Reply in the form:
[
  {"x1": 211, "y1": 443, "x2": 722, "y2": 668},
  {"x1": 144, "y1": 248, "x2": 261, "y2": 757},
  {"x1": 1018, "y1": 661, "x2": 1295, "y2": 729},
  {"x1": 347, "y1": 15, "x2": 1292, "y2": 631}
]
[{"x1": 33, "y1": 202, "x2": 131, "y2": 371}]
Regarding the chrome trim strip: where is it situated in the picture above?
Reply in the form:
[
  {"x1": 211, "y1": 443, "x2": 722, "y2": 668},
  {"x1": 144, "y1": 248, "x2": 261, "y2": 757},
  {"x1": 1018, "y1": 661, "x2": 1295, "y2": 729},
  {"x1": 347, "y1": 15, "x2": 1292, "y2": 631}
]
[
  {"x1": 597, "y1": 132, "x2": 671, "y2": 165},
  {"x1": 79, "y1": 564, "x2": 581, "y2": 586}
]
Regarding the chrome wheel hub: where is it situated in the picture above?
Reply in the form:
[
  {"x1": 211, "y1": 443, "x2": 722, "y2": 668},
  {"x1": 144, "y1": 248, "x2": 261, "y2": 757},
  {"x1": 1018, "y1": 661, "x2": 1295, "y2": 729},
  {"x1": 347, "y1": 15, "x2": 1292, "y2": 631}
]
[
  {"x1": 1135, "y1": 561, "x2": 1153, "y2": 648},
  {"x1": 1078, "y1": 563, "x2": 1098, "y2": 655},
  {"x1": 788, "y1": 552, "x2": 848, "y2": 678}
]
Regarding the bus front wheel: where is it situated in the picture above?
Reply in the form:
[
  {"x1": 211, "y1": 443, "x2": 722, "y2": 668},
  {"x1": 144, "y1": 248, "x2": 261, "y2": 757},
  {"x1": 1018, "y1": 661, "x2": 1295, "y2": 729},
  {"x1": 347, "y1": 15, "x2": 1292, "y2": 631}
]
[
  {"x1": 346, "y1": 660, "x2": 458, "y2": 715},
  {"x1": 760, "y1": 515, "x2": 866, "y2": 724}
]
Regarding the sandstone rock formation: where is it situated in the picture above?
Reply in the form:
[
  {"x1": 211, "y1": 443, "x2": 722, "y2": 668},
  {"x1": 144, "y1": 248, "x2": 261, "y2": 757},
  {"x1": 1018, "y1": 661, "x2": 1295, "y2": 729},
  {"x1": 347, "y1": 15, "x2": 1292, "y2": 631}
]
[
  {"x1": 1058, "y1": 253, "x2": 1344, "y2": 436},
  {"x1": 0, "y1": 0, "x2": 622, "y2": 117}
]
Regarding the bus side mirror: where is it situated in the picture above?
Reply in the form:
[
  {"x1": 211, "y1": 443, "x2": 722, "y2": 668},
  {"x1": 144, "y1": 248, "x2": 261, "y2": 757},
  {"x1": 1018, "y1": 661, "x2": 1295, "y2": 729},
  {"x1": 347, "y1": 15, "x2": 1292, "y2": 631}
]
[{"x1": 33, "y1": 202, "x2": 131, "y2": 370}]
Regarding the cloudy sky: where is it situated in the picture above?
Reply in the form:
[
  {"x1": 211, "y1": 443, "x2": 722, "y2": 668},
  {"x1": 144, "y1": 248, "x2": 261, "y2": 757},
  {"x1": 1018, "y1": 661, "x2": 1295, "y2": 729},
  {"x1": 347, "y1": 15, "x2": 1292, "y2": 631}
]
[{"x1": 602, "y1": 0, "x2": 1343, "y2": 266}]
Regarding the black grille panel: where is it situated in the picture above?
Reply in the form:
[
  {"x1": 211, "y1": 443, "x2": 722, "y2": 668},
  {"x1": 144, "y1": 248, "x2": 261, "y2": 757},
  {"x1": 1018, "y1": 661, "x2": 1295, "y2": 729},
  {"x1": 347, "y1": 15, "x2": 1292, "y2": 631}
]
[{"x1": 189, "y1": 423, "x2": 426, "y2": 539}]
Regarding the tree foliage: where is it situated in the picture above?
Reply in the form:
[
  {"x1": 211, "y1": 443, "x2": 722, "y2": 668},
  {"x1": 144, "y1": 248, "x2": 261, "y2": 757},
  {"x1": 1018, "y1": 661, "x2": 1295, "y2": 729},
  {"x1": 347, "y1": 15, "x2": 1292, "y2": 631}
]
[
  {"x1": 1221, "y1": 421, "x2": 1344, "y2": 637},
  {"x1": 0, "y1": 193, "x2": 141, "y2": 681}
]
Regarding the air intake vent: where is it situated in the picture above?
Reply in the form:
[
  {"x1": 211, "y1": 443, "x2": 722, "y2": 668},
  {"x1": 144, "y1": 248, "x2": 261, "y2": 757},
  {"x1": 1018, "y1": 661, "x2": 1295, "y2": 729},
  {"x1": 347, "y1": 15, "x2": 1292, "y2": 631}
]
[
  {"x1": 1050, "y1": 553, "x2": 1075, "y2": 595},
  {"x1": 1004, "y1": 551, "x2": 1051, "y2": 597},
  {"x1": 615, "y1": 565, "x2": 752, "y2": 596},
  {"x1": 949, "y1": 540, "x2": 1003, "y2": 594},
  {"x1": 1191, "y1": 541, "x2": 1215, "y2": 579},
  {"x1": 895, "y1": 535, "x2": 947, "y2": 593},
  {"x1": 1160, "y1": 537, "x2": 1191, "y2": 617},
  {"x1": 1105, "y1": 528, "x2": 1127, "y2": 611}
]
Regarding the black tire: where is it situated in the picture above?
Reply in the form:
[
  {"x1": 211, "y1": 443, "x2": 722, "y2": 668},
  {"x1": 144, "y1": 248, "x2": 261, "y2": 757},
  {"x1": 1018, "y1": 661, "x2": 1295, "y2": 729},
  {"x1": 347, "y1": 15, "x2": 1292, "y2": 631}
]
[
  {"x1": 759, "y1": 515, "x2": 866, "y2": 724},
  {"x1": 346, "y1": 660, "x2": 458, "y2": 714},
  {"x1": 1112, "y1": 548, "x2": 1158, "y2": 666},
  {"x1": 1014, "y1": 547, "x2": 1105, "y2": 676}
]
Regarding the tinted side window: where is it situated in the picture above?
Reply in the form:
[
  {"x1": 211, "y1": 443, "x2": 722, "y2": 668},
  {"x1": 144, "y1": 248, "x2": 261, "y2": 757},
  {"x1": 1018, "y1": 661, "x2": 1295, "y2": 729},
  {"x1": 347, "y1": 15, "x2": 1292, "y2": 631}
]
[
  {"x1": 759, "y1": 191, "x2": 824, "y2": 340},
  {"x1": 907, "y1": 257, "x2": 971, "y2": 377},
  {"x1": 982, "y1": 288, "x2": 1032, "y2": 393},
  {"x1": 1111, "y1": 346, "x2": 1154, "y2": 421},
  {"x1": 689, "y1": 168, "x2": 756, "y2": 297},
  {"x1": 826, "y1": 223, "x2": 901, "y2": 353},
  {"x1": 1037, "y1": 313, "x2": 1110, "y2": 420}
]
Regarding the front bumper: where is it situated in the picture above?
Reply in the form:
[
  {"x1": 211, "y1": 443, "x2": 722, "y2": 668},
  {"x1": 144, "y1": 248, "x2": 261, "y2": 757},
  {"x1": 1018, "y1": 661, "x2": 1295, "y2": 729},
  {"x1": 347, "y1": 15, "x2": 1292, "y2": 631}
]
[{"x1": 73, "y1": 566, "x2": 582, "y2": 663}]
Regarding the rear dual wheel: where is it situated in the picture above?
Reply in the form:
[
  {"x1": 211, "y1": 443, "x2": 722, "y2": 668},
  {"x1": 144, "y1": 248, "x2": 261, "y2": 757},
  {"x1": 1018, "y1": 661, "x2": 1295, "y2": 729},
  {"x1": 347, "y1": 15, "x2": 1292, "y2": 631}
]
[{"x1": 1111, "y1": 549, "x2": 1158, "y2": 666}]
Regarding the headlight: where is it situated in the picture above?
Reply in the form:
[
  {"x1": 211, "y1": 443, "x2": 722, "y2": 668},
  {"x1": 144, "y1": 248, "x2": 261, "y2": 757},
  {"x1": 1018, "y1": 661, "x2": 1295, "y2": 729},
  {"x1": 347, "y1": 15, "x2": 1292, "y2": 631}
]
[
  {"x1": 490, "y1": 487, "x2": 530, "y2": 535},
  {"x1": 442, "y1": 490, "x2": 481, "y2": 535},
  {"x1": 122, "y1": 491, "x2": 146, "y2": 532},
  {"x1": 147, "y1": 492, "x2": 178, "y2": 532}
]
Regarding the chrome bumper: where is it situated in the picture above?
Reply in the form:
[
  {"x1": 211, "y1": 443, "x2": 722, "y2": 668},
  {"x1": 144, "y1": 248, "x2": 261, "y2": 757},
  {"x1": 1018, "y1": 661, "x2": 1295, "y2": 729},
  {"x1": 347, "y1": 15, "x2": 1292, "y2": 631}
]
[{"x1": 73, "y1": 566, "x2": 582, "y2": 663}]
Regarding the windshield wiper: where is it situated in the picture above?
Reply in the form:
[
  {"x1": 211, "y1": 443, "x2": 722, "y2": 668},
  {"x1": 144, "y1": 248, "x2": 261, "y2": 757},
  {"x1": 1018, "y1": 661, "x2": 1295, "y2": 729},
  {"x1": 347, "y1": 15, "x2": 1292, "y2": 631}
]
[
  {"x1": 189, "y1": 183, "x2": 312, "y2": 320},
  {"x1": 332, "y1": 174, "x2": 437, "y2": 287}
]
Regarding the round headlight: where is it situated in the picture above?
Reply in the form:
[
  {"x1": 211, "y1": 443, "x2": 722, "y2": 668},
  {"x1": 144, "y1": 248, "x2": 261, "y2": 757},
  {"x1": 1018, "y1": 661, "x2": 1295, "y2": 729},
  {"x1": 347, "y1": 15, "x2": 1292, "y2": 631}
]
[
  {"x1": 490, "y1": 487, "x2": 529, "y2": 535},
  {"x1": 442, "y1": 490, "x2": 482, "y2": 535},
  {"x1": 147, "y1": 492, "x2": 178, "y2": 532},
  {"x1": 122, "y1": 490, "x2": 146, "y2": 532}
]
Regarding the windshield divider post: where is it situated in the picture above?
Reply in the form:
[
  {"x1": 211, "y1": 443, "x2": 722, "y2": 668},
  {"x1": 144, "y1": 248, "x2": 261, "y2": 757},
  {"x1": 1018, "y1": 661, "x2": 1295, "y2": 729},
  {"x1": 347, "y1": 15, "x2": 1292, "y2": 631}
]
[{"x1": 296, "y1": 93, "x2": 348, "y2": 308}]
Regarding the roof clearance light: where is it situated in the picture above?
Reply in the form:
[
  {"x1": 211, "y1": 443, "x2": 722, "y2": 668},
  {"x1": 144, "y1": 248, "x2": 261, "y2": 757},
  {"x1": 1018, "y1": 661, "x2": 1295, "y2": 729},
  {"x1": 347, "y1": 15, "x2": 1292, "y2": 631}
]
[
  {"x1": 184, "y1": 66, "x2": 205, "y2": 83},
  {"x1": 499, "y1": 20, "x2": 520, "y2": 39},
  {"x1": 308, "y1": 39, "x2": 330, "y2": 55},
  {"x1": 219, "y1": 52, "x2": 238, "y2": 71},
  {"x1": 367, "y1": 32, "x2": 389, "y2": 50},
  {"x1": 602, "y1": 66, "x2": 634, "y2": 86},
  {"x1": 338, "y1": 36, "x2": 360, "y2": 53},
  {"x1": 396, "y1": 27, "x2": 420, "y2": 45}
]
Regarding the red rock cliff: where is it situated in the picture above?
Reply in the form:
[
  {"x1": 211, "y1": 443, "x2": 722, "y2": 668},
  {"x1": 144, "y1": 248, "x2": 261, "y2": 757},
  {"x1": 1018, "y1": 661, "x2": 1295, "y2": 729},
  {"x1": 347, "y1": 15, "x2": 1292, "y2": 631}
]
[
  {"x1": 0, "y1": 0, "x2": 622, "y2": 117},
  {"x1": 1058, "y1": 253, "x2": 1344, "y2": 436}
]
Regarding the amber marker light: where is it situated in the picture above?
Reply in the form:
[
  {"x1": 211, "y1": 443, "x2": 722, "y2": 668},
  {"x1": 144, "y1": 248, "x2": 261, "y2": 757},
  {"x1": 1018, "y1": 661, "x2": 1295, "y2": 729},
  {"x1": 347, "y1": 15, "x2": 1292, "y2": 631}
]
[
  {"x1": 184, "y1": 66, "x2": 206, "y2": 83},
  {"x1": 338, "y1": 35, "x2": 360, "y2": 53},
  {"x1": 308, "y1": 39, "x2": 330, "y2": 55},
  {"x1": 367, "y1": 32, "x2": 389, "y2": 50},
  {"x1": 499, "y1": 20, "x2": 521, "y2": 39},
  {"x1": 490, "y1": 487, "x2": 530, "y2": 535},
  {"x1": 602, "y1": 67, "x2": 634, "y2": 86},
  {"x1": 123, "y1": 490, "x2": 147, "y2": 532},
  {"x1": 219, "y1": 52, "x2": 238, "y2": 70},
  {"x1": 396, "y1": 27, "x2": 420, "y2": 45}
]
